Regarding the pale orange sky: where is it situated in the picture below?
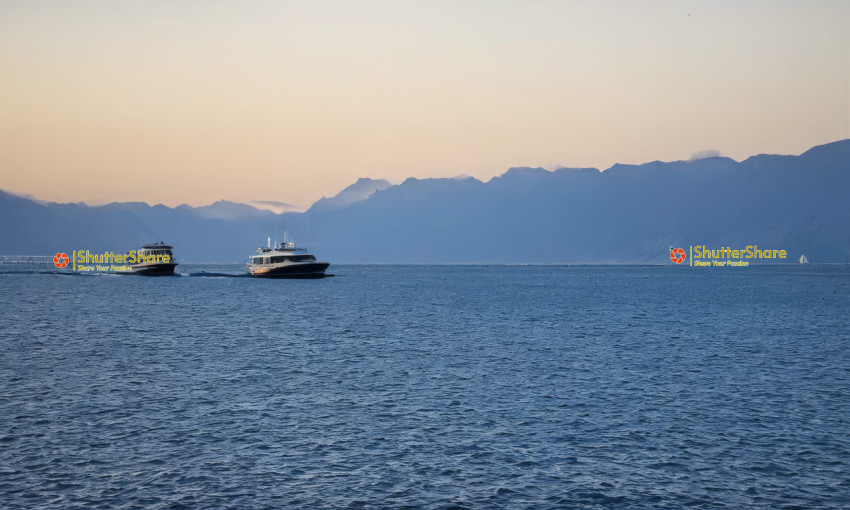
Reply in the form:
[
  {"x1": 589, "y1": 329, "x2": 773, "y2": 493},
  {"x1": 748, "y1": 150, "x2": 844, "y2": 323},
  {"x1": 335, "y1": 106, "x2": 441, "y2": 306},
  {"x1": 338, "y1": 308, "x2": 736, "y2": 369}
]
[{"x1": 1, "y1": 1, "x2": 848, "y2": 208}]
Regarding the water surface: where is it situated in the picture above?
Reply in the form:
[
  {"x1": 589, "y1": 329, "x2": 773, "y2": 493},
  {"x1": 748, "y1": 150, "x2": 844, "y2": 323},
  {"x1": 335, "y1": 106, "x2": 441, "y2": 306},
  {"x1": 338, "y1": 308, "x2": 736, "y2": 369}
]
[{"x1": 1, "y1": 265, "x2": 848, "y2": 508}]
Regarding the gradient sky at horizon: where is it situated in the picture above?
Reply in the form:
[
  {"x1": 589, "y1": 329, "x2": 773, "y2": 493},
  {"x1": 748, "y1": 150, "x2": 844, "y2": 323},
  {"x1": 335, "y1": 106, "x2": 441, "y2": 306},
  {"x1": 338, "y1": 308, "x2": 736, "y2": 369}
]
[{"x1": 1, "y1": 0, "x2": 848, "y2": 207}]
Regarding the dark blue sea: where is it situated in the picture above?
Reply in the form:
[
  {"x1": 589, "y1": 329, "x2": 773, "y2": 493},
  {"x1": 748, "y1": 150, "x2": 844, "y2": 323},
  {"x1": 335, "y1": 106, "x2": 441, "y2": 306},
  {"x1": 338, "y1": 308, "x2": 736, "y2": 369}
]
[{"x1": 1, "y1": 265, "x2": 848, "y2": 509}]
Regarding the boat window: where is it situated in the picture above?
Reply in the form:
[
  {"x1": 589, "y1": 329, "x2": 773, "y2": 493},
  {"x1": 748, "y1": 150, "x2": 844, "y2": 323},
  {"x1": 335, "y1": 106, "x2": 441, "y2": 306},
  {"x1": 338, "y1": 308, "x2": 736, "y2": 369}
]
[
  {"x1": 271, "y1": 256, "x2": 286, "y2": 263},
  {"x1": 252, "y1": 256, "x2": 263, "y2": 264},
  {"x1": 289, "y1": 255, "x2": 316, "y2": 262}
]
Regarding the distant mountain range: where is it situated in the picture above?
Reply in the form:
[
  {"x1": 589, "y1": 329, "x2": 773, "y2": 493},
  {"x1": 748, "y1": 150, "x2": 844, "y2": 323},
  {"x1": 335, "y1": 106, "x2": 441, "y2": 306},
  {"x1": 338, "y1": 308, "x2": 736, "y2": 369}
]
[{"x1": 1, "y1": 140, "x2": 848, "y2": 263}]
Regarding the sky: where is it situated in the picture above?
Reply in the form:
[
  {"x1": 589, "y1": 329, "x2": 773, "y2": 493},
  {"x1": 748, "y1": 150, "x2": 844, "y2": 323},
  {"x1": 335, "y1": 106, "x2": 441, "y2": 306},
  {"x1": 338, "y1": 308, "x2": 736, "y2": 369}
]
[{"x1": 1, "y1": 0, "x2": 848, "y2": 208}]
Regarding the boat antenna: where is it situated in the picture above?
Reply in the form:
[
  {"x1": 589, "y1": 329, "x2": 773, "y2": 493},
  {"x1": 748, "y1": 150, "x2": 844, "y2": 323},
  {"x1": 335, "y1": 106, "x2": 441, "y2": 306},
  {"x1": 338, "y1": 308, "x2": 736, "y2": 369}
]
[
  {"x1": 267, "y1": 236, "x2": 270, "y2": 249},
  {"x1": 284, "y1": 223, "x2": 288, "y2": 245}
]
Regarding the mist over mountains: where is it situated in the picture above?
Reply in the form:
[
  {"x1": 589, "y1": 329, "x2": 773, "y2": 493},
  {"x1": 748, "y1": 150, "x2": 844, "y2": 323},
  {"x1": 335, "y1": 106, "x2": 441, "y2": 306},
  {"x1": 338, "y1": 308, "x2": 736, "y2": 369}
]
[{"x1": 2, "y1": 140, "x2": 848, "y2": 264}]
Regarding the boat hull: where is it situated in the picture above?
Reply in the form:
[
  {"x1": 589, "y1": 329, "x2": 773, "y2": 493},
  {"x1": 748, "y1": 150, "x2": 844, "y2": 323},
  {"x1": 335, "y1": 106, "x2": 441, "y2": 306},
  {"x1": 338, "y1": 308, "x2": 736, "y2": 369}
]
[
  {"x1": 132, "y1": 262, "x2": 178, "y2": 276},
  {"x1": 247, "y1": 262, "x2": 330, "y2": 278}
]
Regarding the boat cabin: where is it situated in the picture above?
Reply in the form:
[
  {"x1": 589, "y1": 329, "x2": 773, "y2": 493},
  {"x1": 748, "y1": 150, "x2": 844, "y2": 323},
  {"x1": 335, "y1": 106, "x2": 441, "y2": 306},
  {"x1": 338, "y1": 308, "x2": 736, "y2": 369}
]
[
  {"x1": 139, "y1": 242, "x2": 174, "y2": 259},
  {"x1": 251, "y1": 253, "x2": 317, "y2": 265}
]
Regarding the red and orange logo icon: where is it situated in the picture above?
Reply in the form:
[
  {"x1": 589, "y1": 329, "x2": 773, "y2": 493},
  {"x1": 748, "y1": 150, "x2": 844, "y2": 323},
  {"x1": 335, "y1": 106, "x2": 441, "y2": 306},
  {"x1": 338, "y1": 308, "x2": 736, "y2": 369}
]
[
  {"x1": 53, "y1": 252, "x2": 69, "y2": 269},
  {"x1": 669, "y1": 247, "x2": 686, "y2": 264}
]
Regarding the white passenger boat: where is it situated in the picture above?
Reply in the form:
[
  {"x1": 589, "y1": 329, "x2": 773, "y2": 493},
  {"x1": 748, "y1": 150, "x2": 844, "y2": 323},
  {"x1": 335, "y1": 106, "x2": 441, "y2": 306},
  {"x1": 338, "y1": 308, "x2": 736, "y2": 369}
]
[{"x1": 246, "y1": 230, "x2": 329, "y2": 278}]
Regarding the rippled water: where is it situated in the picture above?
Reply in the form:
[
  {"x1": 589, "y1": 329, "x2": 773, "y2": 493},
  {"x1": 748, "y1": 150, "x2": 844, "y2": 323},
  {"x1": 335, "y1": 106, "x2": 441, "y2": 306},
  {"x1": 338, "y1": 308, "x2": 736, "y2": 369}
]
[{"x1": 1, "y1": 265, "x2": 848, "y2": 508}]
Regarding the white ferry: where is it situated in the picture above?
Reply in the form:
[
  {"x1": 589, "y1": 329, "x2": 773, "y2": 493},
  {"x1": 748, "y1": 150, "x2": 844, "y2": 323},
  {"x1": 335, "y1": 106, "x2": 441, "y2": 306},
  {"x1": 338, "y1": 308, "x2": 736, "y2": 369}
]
[{"x1": 246, "y1": 231, "x2": 330, "y2": 278}]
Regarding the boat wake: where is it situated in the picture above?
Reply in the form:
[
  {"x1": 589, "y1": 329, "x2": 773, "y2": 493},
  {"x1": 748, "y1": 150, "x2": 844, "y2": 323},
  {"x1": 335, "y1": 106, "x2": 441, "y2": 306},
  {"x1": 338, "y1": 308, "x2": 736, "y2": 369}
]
[
  {"x1": 186, "y1": 272, "x2": 250, "y2": 278},
  {"x1": 187, "y1": 271, "x2": 334, "y2": 278},
  {"x1": 0, "y1": 269, "x2": 333, "y2": 278},
  {"x1": 0, "y1": 270, "x2": 81, "y2": 276}
]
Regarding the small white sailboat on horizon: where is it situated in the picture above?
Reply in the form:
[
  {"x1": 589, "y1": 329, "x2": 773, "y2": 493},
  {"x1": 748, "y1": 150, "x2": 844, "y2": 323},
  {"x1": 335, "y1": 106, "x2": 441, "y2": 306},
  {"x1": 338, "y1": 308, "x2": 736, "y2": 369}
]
[{"x1": 799, "y1": 254, "x2": 809, "y2": 264}]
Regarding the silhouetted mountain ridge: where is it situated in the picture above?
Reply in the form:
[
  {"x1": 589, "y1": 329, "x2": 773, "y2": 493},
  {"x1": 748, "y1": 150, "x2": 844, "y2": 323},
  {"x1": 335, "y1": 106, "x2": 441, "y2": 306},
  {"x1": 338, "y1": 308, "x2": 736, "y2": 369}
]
[{"x1": 1, "y1": 140, "x2": 847, "y2": 263}]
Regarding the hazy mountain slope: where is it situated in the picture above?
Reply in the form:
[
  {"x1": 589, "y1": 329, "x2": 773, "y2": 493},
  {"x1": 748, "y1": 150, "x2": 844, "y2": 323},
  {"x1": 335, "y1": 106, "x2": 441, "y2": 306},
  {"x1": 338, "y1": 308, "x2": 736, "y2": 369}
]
[{"x1": 308, "y1": 178, "x2": 393, "y2": 213}]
